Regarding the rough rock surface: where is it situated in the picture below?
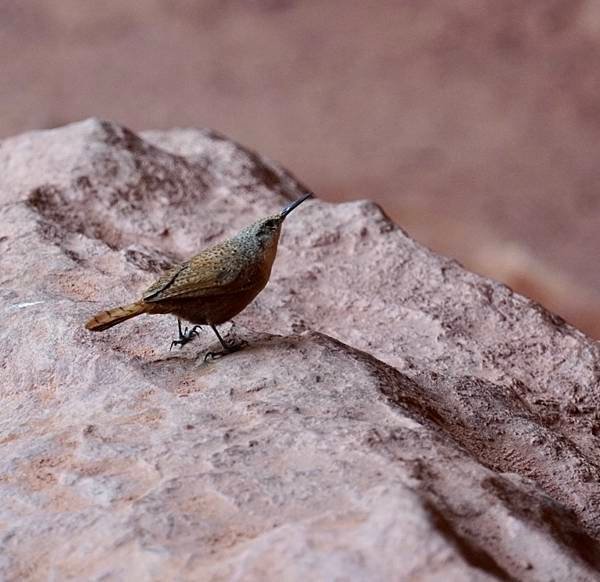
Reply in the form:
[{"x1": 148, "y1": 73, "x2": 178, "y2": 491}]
[
  {"x1": 3, "y1": 1, "x2": 600, "y2": 337},
  {"x1": 1, "y1": 119, "x2": 600, "y2": 581}
]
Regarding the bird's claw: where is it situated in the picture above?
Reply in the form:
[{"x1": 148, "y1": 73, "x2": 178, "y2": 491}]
[
  {"x1": 203, "y1": 339, "x2": 246, "y2": 362},
  {"x1": 169, "y1": 338, "x2": 187, "y2": 351},
  {"x1": 169, "y1": 324, "x2": 202, "y2": 351}
]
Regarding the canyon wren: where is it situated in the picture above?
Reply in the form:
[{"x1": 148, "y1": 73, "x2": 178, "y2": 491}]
[{"x1": 85, "y1": 193, "x2": 313, "y2": 356}]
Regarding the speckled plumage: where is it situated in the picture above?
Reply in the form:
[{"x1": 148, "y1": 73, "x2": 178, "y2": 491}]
[
  {"x1": 85, "y1": 194, "x2": 312, "y2": 350},
  {"x1": 139, "y1": 217, "x2": 283, "y2": 324}
]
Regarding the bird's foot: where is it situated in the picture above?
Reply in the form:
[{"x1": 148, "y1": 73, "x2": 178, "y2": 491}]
[
  {"x1": 203, "y1": 339, "x2": 247, "y2": 362},
  {"x1": 169, "y1": 324, "x2": 202, "y2": 351}
]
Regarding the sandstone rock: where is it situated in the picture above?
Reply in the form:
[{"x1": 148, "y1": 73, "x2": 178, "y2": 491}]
[
  {"x1": 1, "y1": 119, "x2": 599, "y2": 581},
  {"x1": 4, "y1": 1, "x2": 600, "y2": 338}
]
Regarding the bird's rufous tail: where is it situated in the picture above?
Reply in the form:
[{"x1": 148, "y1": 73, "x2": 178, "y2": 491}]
[{"x1": 85, "y1": 301, "x2": 150, "y2": 332}]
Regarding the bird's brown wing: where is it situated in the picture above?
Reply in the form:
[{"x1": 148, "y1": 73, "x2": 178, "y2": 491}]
[
  {"x1": 142, "y1": 250, "x2": 247, "y2": 303},
  {"x1": 142, "y1": 261, "x2": 190, "y2": 301}
]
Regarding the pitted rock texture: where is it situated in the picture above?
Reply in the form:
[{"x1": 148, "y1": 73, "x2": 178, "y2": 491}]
[
  {"x1": 1, "y1": 119, "x2": 600, "y2": 581},
  {"x1": 4, "y1": 1, "x2": 600, "y2": 338}
]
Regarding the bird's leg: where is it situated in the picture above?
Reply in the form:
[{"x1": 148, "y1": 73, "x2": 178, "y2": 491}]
[
  {"x1": 170, "y1": 318, "x2": 202, "y2": 351},
  {"x1": 204, "y1": 323, "x2": 246, "y2": 361}
]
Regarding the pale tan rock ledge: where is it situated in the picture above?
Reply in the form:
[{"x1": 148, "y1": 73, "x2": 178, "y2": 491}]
[{"x1": 0, "y1": 119, "x2": 599, "y2": 581}]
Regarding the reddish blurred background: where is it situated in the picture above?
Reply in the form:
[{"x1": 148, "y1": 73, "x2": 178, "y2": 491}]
[{"x1": 2, "y1": 1, "x2": 599, "y2": 337}]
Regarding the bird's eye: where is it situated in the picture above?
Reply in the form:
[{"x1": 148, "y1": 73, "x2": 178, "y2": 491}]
[{"x1": 257, "y1": 218, "x2": 280, "y2": 237}]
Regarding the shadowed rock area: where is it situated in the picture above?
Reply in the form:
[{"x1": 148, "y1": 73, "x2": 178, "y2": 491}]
[{"x1": 1, "y1": 119, "x2": 600, "y2": 580}]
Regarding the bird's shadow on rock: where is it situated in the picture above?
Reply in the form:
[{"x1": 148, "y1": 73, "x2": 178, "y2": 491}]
[{"x1": 146, "y1": 331, "x2": 281, "y2": 369}]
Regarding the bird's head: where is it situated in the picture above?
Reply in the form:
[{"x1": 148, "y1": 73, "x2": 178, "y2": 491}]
[{"x1": 242, "y1": 192, "x2": 313, "y2": 251}]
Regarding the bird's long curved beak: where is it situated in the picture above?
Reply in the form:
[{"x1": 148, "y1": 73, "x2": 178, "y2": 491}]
[{"x1": 280, "y1": 192, "x2": 313, "y2": 219}]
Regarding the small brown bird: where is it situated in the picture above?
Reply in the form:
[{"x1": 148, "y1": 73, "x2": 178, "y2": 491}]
[{"x1": 86, "y1": 193, "x2": 313, "y2": 356}]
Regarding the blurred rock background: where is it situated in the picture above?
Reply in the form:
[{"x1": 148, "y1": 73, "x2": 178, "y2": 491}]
[{"x1": 2, "y1": 0, "x2": 599, "y2": 336}]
